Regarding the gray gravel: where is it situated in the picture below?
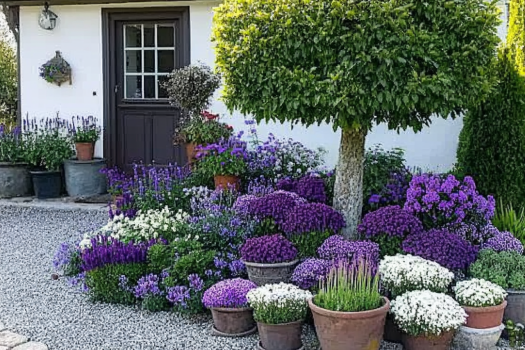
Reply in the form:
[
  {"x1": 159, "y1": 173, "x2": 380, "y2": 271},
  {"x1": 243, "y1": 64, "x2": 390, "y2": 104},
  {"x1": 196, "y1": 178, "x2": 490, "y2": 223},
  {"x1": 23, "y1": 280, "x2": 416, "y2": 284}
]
[{"x1": 0, "y1": 205, "x2": 512, "y2": 350}]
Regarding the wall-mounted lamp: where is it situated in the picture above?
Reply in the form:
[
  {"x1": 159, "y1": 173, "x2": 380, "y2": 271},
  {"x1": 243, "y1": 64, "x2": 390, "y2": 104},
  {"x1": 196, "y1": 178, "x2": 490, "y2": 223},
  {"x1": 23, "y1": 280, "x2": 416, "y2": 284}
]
[{"x1": 38, "y1": 2, "x2": 58, "y2": 30}]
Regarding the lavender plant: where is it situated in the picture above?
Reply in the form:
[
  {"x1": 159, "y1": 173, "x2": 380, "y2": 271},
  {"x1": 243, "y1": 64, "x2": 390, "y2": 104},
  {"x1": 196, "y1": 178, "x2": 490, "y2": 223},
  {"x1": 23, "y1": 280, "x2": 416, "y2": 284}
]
[
  {"x1": 0, "y1": 124, "x2": 24, "y2": 163},
  {"x1": 68, "y1": 116, "x2": 101, "y2": 143}
]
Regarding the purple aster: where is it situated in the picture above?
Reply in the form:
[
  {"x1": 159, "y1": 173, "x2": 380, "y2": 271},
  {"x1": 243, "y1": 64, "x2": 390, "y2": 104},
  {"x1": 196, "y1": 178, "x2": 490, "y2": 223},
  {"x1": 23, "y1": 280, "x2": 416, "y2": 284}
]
[
  {"x1": 240, "y1": 234, "x2": 298, "y2": 264},
  {"x1": 483, "y1": 231, "x2": 524, "y2": 254},
  {"x1": 279, "y1": 202, "x2": 345, "y2": 235},
  {"x1": 133, "y1": 274, "x2": 163, "y2": 298},
  {"x1": 202, "y1": 278, "x2": 257, "y2": 309},
  {"x1": 166, "y1": 285, "x2": 191, "y2": 307},
  {"x1": 358, "y1": 205, "x2": 423, "y2": 239},
  {"x1": 291, "y1": 258, "x2": 332, "y2": 290},
  {"x1": 188, "y1": 274, "x2": 205, "y2": 292}
]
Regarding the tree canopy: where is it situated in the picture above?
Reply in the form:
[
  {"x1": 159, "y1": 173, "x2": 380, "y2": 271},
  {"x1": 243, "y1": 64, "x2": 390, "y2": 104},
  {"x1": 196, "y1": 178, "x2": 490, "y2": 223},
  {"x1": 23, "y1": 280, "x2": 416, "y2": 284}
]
[{"x1": 0, "y1": 22, "x2": 16, "y2": 123}]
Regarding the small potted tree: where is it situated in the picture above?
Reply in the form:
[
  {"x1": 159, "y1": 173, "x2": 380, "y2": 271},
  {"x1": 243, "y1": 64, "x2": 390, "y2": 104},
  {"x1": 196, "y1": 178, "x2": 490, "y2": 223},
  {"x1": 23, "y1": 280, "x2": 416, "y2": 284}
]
[
  {"x1": 241, "y1": 234, "x2": 299, "y2": 286},
  {"x1": 202, "y1": 278, "x2": 257, "y2": 337},
  {"x1": 0, "y1": 124, "x2": 31, "y2": 198},
  {"x1": 197, "y1": 133, "x2": 248, "y2": 190},
  {"x1": 247, "y1": 282, "x2": 312, "y2": 350},
  {"x1": 64, "y1": 116, "x2": 106, "y2": 197},
  {"x1": 25, "y1": 116, "x2": 74, "y2": 199},
  {"x1": 69, "y1": 116, "x2": 101, "y2": 161},
  {"x1": 162, "y1": 62, "x2": 222, "y2": 163},
  {"x1": 308, "y1": 259, "x2": 389, "y2": 350},
  {"x1": 391, "y1": 290, "x2": 467, "y2": 350}
]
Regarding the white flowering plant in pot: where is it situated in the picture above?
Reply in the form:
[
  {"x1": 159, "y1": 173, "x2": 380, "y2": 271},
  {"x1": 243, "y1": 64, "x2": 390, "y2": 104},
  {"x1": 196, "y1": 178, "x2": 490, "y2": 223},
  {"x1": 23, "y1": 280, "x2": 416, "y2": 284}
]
[
  {"x1": 390, "y1": 290, "x2": 467, "y2": 336},
  {"x1": 247, "y1": 282, "x2": 312, "y2": 324},
  {"x1": 80, "y1": 207, "x2": 189, "y2": 247},
  {"x1": 379, "y1": 254, "x2": 454, "y2": 297},
  {"x1": 454, "y1": 278, "x2": 508, "y2": 307}
]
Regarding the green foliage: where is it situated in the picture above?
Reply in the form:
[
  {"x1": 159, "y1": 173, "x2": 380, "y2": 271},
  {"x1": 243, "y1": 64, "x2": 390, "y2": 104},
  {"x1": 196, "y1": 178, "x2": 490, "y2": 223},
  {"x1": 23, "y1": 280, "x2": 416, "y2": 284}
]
[
  {"x1": 370, "y1": 235, "x2": 404, "y2": 258},
  {"x1": 181, "y1": 114, "x2": 233, "y2": 145},
  {"x1": 0, "y1": 33, "x2": 16, "y2": 123},
  {"x1": 507, "y1": 0, "x2": 525, "y2": 75},
  {"x1": 456, "y1": 47, "x2": 525, "y2": 208},
  {"x1": 147, "y1": 243, "x2": 173, "y2": 274},
  {"x1": 289, "y1": 231, "x2": 331, "y2": 259},
  {"x1": 197, "y1": 148, "x2": 247, "y2": 177},
  {"x1": 492, "y1": 200, "x2": 525, "y2": 245},
  {"x1": 315, "y1": 261, "x2": 382, "y2": 312},
  {"x1": 469, "y1": 249, "x2": 525, "y2": 290},
  {"x1": 212, "y1": 0, "x2": 500, "y2": 132},
  {"x1": 164, "y1": 241, "x2": 216, "y2": 286},
  {"x1": 86, "y1": 263, "x2": 148, "y2": 305},
  {"x1": 142, "y1": 295, "x2": 171, "y2": 312},
  {"x1": 506, "y1": 320, "x2": 525, "y2": 348}
]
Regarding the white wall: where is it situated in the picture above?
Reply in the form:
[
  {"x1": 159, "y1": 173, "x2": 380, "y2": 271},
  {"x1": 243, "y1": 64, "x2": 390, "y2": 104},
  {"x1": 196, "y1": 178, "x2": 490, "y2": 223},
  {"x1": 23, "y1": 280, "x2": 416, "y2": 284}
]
[{"x1": 19, "y1": 1, "x2": 509, "y2": 170}]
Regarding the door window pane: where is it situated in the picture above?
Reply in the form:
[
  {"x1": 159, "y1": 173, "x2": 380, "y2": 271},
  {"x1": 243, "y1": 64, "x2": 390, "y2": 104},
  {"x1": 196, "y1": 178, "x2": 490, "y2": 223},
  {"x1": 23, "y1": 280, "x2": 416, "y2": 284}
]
[
  {"x1": 123, "y1": 23, "x2": 176, "y2": 99},
  {"x1": 125, "y1": 25, "x2": 141, "y2": 48},
  {"x1": 158, "y1": 75, "x2": 169, "y2": 99},
  {"x1": 157, "y1": 25, "x2": 174, "y2": 47},
  {"x1": 126, "y1": 76, "x2": 142, "y2": 99},
  {"x1": 125, "y1": 51, "x2": 142, "y2": 73}
]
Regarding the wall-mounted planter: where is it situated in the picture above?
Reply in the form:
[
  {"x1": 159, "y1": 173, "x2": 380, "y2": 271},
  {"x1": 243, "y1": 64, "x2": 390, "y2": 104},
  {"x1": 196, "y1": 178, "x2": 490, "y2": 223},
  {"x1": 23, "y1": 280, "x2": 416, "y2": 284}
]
[
  {"x1": 39, "y1": 51, "x2": 72, "y2": 86},
  {"x1": 64, "y1": 158, "x2": 107, "y2": 197},
  {"x1": 0, "y1": 163, "x2": 32, "y2": 198}
]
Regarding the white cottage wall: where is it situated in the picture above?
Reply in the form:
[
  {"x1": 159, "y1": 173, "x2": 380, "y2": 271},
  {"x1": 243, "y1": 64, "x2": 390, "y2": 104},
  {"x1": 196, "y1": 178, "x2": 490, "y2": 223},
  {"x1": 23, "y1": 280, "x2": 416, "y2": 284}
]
[{"x1": 19, "y1": 1, "x2": 508, "y2": 169}]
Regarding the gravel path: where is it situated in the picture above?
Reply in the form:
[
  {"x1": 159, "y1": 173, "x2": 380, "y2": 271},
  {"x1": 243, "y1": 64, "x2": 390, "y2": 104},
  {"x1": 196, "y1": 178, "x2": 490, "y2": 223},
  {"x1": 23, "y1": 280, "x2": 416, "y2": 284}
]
[{"x1": 0, "y1": 205, "x2": 512, "y2": 350}]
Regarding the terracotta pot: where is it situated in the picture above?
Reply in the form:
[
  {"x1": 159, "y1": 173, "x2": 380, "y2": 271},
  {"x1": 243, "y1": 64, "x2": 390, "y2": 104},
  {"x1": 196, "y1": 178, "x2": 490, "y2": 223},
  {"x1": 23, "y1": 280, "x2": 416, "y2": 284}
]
[
  {"x1": 257, "y1": 320, "x2": 303, "y2": 350},
  {"x1": 402, "y1": 330, "x2": 456, "y2": 350},
  {"x1": 308, "y1": 297, "x2": 389, "y2": 350},
  {"x1": 214, "y1": 175, "x2": 240, "y2": 190},
  {"x1": 243, "y1": 259, "x2": 299, "y2": 286},
  {"x1": 463, "y1": 300, "x2": 507, "y2": 329},
  {"x1": 210, "y1": 307, "x2": 255, "y2": 336},
  {"x1": 75, "y1": 142, "x2": 94, "y2": 161},
  {"x1": 186, "y1": 143, "x2": 198, "y2": 163},
  {"x1": 383, "y1": 313, "x2": 402, "y2": 343}
]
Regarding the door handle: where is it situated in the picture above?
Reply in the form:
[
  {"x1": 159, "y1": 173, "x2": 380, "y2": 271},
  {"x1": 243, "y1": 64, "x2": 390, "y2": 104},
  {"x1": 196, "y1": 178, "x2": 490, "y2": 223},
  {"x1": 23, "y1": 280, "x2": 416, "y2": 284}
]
[{"x1": 114, "y1": 85, "x2": 119, "y2": 94}]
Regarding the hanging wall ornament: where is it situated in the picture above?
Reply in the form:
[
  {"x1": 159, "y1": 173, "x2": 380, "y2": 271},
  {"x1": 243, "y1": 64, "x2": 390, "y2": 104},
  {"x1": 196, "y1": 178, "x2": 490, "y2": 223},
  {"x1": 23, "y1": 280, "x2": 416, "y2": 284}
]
[
  {"x1": 39, "y1": 51, "x2": 72, "y2": 87},
  {"x1": 39, "y1": 2, "x2": 58, "y2": 30}
]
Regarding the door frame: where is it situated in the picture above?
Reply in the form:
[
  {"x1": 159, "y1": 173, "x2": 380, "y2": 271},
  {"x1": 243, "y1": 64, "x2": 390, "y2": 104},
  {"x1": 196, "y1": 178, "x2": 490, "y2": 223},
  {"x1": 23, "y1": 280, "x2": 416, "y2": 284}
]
[{"x1": 102, "y1": 7, "x2": 191, "y2": 167}]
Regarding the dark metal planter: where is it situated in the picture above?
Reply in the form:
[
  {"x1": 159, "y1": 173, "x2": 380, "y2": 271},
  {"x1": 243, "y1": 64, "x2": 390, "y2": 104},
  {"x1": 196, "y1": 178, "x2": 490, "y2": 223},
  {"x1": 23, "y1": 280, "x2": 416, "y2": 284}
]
[
  {"x1": 243, "y1": 260, "x2": 299, "y2": 286},
  {"x1": 257, "y1": 320, "x2": 304, "y2": 350},
  {"x1": 64, "y1": 158, "x2": 107, "y2": 197},
  {"x1": 30, "y1": 170, "x2": 62, "y2": 199},
  {"x1": 0, "y1": 163, "x2": 32, "y2": 198}
]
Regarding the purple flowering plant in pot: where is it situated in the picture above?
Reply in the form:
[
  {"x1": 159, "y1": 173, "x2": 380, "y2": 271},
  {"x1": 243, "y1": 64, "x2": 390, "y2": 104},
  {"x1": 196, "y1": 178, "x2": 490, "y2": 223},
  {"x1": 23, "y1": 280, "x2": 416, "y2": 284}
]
[
  {"x1": 404, "y1": 174, "x2": 496, "y2": 230},
  {"x1": 202, "y1": 278, "x2": 258, "y2": 336},
  {"x1": 357, "y1": 205, "x2": 423, "y2": 257},
  {"x1": 241, "y1": 234, "x2": 299, "y2": 286},
  {"x1": 317, "y1": 235, "x2": 380, "y2": 274}
]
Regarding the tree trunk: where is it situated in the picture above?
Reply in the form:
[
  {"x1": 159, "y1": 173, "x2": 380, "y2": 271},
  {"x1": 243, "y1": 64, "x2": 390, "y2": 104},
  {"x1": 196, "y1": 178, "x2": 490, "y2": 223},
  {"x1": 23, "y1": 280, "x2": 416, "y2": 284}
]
[{"x1": 333, "y1": 127, "x2": 367, "y2": 239}]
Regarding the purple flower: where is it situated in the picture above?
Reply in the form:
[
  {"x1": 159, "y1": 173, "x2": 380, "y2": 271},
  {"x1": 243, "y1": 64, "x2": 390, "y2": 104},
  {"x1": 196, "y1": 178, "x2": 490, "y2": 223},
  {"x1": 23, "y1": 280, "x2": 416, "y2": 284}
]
[
  {"x1": 402, "y1": 229, "x2": 479, "y2": 270},
  {"x1": 166, "y1": 286, "x2": 191, "y2": 307},
  {"x1": 228, "y1": 259, "x2": 246, "y2": 276},
  {"x1": 242, "y1": 191, "x2": 306, "y2": 223},
  {"x1": 240, "y1": 234, "x2": 298, "y2": 263},
  {"x1": 279, "y1": 202, "x2": 345, "y2": 235},
  {"x1": 202, "y1": 278, "x2": 257, "y2": 308},
  {"x1": 188, "y1": 274, "x2": 205, "y2": 291},
  {"x1": 317, "y1": 235, "x2": 380, "y2": 273},
  {"x1": 133, "y1": 274, "x2": 163, "y2": 298},
  {"x1": 449, "y1": 223, "x2": 499, "y2": 246},
  {"x1": 276, "y1": 175, "x2": 327, "y2": 203},
  {"x1": 482, "y1": 231, "x2": 524, "y2": 254},
  {"x1": 53, "y1": 242, "x2": 76, "y2": 271},
  {"x1": 358, "y1": 205, "x2": 423, "y2": 239},
  {"x1": 291, "y1": 258, "x2": 332, "y2": 290}
]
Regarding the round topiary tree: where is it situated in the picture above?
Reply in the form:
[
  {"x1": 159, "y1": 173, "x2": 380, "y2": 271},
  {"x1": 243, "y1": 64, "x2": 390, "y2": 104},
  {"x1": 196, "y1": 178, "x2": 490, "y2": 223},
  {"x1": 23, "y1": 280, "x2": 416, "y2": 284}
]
[{"x1": 212, "y1": 0, "x2": 501, "y2": 237}]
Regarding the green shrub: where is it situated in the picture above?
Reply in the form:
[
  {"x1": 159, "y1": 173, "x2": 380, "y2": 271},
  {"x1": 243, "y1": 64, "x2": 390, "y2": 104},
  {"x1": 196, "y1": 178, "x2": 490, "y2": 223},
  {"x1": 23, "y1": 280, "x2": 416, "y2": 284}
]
[
  {"x1": 147, "y1": 244, "x2": 173, "y2": 274},
  {"x1": 469, "y1": 249, "x2": 525, "y2": 290},
  {"x1": 0, "y1": 31, "x2": 16, "y2": 123},
  {"x1": 164, "y1": 248, "x2": 216, "y2": 287},
  {"x1": 85, "y1": 263, "x2": 148, "y2": 304},
  {"x1": 456, "y1": 47, "x2": 525, "y2": 208},
  {"x1": 142, "y1": 295, "x2": 171, "y2": 312},
  {"x1": 289, "y1": 231, "x2": 331, "y2": 259},
  {"x1": 492, "y1": 200, "x2": 525, "y2": 245}
]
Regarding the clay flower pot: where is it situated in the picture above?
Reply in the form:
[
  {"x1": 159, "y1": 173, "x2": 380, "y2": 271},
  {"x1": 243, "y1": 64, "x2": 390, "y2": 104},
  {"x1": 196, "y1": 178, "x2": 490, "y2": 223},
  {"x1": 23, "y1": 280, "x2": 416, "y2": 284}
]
[
  {"x1": 462, "y1": 300, "x2": 507, "y2": 329},
  {"x1": 402, "y1": 330, "x2": 456, "y2": 350},
  {"x1": 308, "y1": 297, "x2": 389, "y2": 350},
  {"x1": 257, "y1": 320, "x2": 304, "y2": 350},
  {"x1": 186, "y1": 143, "x2": 198, "y2": 163},
  {"x1": 75, "y1": 142, "x2": 94, "y2": 161},
  {"x1": 243, "y1": 259, "x2": 299, "y2": 286},
  {"x1": 214, "y1": 175, "x2": 240, "y2": 190},
  {"x1": 210, "y1": 307, "x2": 256, "y2": 337}
]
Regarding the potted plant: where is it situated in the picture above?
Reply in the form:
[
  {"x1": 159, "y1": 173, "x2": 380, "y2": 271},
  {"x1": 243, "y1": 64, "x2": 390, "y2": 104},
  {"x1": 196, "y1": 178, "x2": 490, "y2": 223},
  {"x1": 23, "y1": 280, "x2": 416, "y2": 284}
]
[
  {"x1": 247, "y1": 282, "x2": 312, "y2": 350},
  {"x1": 196, "y1": 133, "x2": 247, "y2": 190},
  {"x1": 25, "y1": 116, "x2": 74, "y2": 199},
  {"x1": 469, "y1": 249, "x2": 525, "y2": 325},
  {"x1": 308, "y1": 259, "x2": 389, "y2": 350},
  {"x1": 241, "y1": 234, "x2": 299, "y2": 286},
  {"x1": 454, "y1": 278, "x2": 508, "y2": 329},
  {"x1": 162, "y1": 62, "x2": 221, "y2": 162},
  {"x1": 202, "y1": 278, "x2": 258, "y2": 337},
  {"x1": 391, "y1": 290, "x2": 467, "y2": 350},
  {"x1": 378, "y1": 254, "x2": 455, "y2": 343},
  {"x1": 178, "y1": 111, "x2": 233, "y2": 163},
  {"x1": 0, "y1": 124, "x2": 32, "y2": 198},
  {"x1": 69, "y1": 116, "x2": 101, "y2": 161}
]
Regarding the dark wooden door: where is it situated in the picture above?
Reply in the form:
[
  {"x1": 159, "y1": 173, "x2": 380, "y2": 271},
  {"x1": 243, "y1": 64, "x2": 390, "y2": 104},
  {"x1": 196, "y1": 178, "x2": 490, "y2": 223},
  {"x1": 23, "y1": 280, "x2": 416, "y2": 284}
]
[{"x1": 103, "y1": 8, "x2": 190, "y2": 171}]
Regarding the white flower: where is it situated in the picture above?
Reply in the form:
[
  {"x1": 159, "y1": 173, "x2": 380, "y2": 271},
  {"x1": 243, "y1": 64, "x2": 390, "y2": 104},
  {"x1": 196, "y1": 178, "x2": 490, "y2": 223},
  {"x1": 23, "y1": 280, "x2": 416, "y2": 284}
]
[
  {"x1": 379, "y1": 254, "x2": 454, "y2": 296},
  {"x1": 454, "y1": 278, "x2": 507, "y2": 307},
  {"x1": 391, "y1": 290, "x2": 467, "y2": 336}
]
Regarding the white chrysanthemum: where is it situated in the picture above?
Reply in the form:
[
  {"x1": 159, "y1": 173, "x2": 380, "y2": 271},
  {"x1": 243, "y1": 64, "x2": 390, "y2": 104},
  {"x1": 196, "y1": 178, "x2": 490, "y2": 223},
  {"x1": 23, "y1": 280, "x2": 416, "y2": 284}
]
[
  {"x1": 391, "y1": 290, "x2": 467, "y2": 336},
  {"x1": 454, "y1": 278, "x2": 507, "y2": 307},
  {"x1": 379, "y1": 254, "x2": 454, "y2": 296}
]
